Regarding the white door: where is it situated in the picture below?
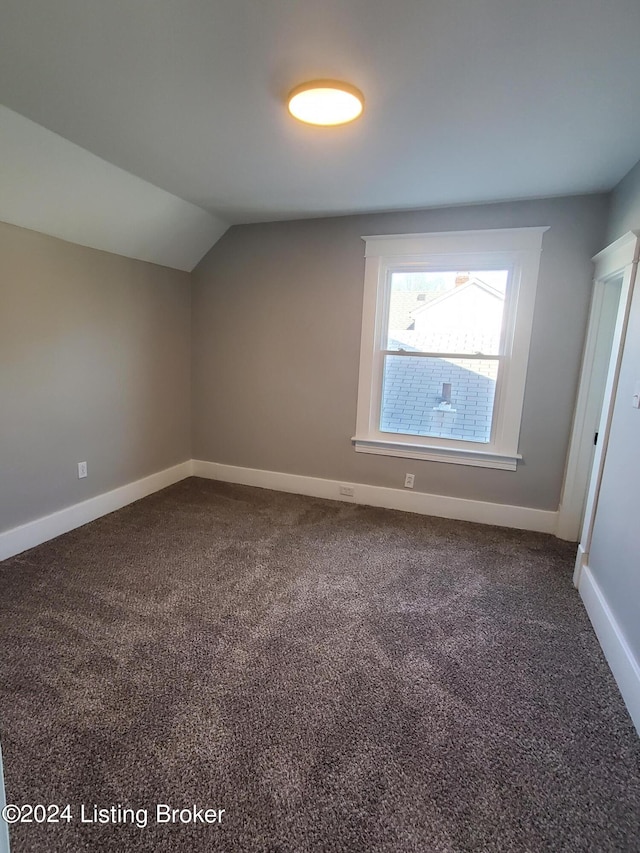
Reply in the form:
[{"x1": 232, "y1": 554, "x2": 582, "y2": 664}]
[
  {"x1": 557, "y1": 276, "x2": 622, "y2": 541},
  {"x1": 573, "y1": 232, "x2": 639, "y2": 585}
]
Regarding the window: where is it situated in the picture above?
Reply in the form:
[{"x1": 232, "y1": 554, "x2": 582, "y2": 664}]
[{"x1": 353, "y1": 228, "x2": 548, "y2": 470}]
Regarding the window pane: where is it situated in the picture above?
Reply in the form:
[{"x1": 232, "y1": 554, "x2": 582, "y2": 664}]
[
  {"x1": 386, "y1": 270, "x2": 508, "y2": 355},
  {"x1": 380, "y1": 355, "x2": 498, "y2": 443}
]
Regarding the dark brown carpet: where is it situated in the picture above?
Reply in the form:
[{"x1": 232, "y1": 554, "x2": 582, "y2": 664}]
[{"x1": 0, "y1": 477, "x2": 639, "y2": 853}]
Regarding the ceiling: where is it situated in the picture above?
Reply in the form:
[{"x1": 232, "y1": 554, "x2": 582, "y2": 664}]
[
  {"x1": 1, "y1": 0, "x2": 640, "y2": 267},
  {"x1": 0, "y1": 105, "x2": 227, "y2": 271}
]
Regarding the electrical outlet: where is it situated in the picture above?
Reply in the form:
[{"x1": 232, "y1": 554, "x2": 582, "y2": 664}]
[
  {"x1": 339, "y1": 485, "x2": 355, "y2": 497},
  {"x1": 77, "y1": 461, "x2": 88, "y2": 479},
  {"x1": 404, "y1": 473, "x2": 415, "y2": 489}
]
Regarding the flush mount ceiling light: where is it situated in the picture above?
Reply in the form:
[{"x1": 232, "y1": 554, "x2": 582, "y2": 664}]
[{"x1": 287, "y1": 80, "x2": 364, "y2": 126}]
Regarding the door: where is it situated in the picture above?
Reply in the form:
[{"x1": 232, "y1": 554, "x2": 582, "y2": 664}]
[
  {"x1": 572, "y1": 232, "x2": 639, "y2": 585},
  {"x1": 557, "y1": 276, "x2": 622, "y2": 541}
]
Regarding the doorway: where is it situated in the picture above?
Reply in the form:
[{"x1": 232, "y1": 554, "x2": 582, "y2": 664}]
[
  {"x1": 556, "y1": 275, "x2": 622, "y2": 541},
  {"x1": 562, "y1": 232, "x2": 639, "y2": 586}
]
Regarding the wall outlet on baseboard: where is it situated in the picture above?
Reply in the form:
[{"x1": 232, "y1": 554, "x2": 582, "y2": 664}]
[
  {"x1": 404, "y1": 473, "x2": 415, "y2": 489},
  {"x1": 339, "y1": 485, "x2": 355, "y2": 497},
  {"x1": 77, "y1": 461, "x2": 88, "y2": 479}
]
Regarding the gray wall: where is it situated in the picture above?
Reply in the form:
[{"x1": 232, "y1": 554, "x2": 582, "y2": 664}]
[
  {"x1": 588, "y1": 158, "x2": 640, "y2": 662},
  {"x1": 0, "y1": 221, "x2": 191, "y2": 533},
  {"x1": 606, "y1": 157, "x2": 640, "y2": 243},
  {"x1": 192, "y1": 194, "x2": 609, "y2": 511}
]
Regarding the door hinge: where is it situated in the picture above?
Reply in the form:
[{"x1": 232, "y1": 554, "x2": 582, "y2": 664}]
[{"x1": 594, "y1": 431, "x2": 599, "y2": 446}]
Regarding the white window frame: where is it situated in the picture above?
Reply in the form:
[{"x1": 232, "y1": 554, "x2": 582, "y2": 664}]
[{"x1": 353, "y1": 227, "x2": 548, "y2": 471}]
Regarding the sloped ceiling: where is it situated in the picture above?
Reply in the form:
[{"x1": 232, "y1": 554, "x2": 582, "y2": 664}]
[
  {"x1": 1, "y1": 0, "x2": 640, "y2": 267},
  {"x1": 0, "y1": 106, "x2": 227, "y2": 271}
]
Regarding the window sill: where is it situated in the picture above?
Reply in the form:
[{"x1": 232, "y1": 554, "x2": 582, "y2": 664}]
[{"x1": 352, "y1": 437, "x2": 521, "y2": 470}]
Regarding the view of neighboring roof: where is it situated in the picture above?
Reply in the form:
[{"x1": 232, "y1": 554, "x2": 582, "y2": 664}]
[
  {"x1": 388, "y1": 276, "x2": 506, "y2": 356},
  {"x1": 409, "y1": 277, "x2": 505, "y2": 318},
  {"x1": 383, "y1": 275, "x2": 505, "y2": 442}
]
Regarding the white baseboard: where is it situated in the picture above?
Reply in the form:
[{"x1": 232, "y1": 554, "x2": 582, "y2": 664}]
[
  {"x1": 191, "y1": 460, "x2": 559, "y2": 533},
  {"x1": 579, "y1": 564, "x2": 640, "y2": 735},
  {"x1": 573, "y1": 543, "x2": 587, "y2": 588},
  {"x1": 0, "y1": 457, "x2": 560, "y2": 563},
  {"x1": 555, "y1": 502, "x2": 582, "y2": 542},
  {"x1": 0, "y1": 461, "x2": 193, "y2": 562},
  {"x1": 0, "y1": 744, "x2": 9, "y2": 853}
]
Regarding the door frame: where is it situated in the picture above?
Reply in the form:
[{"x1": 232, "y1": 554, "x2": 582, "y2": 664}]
[
  {"x1": 568, "y1": 231, "x2": 639, "y2": 586},
  {"x1": 556, "y1": 272, "x2": 622, "y2": 540}
]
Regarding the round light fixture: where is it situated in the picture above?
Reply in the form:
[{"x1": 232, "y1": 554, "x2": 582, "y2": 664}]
[{"x1": 287, "y1": 80, "x2": 364, "y2": 126}]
